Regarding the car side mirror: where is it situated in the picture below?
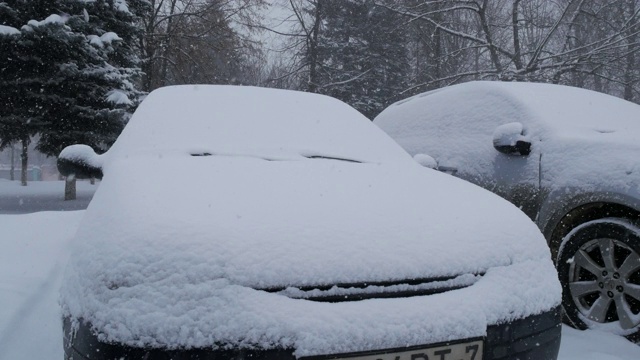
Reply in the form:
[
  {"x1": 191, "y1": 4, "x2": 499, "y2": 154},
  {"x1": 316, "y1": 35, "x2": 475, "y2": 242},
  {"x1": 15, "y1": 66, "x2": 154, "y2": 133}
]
[
  {"x1": 413, "y1": 154, "x2": 438, "y2": 169},
  {"x1": 492, "y1": 122, "x2": 531, "y2": 156},
  {"x1": 57, "y1": 144, "x2": 104, "y2": 179}
]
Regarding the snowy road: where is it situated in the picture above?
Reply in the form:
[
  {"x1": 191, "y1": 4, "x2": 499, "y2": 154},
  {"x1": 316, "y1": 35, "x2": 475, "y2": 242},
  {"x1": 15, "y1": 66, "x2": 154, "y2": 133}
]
[
  {"x1": 0, "y1": 211, "x2": 83, "y2": 359},
  {"x1": 0, "y1": 183, "x2": 638, "y2": 359},
  {"x1": 0, "y1": 180, "x2": 96, "y2": 214}
]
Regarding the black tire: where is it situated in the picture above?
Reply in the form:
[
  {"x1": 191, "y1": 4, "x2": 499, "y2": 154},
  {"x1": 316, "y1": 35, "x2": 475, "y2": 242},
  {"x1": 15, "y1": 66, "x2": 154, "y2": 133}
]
[{"x1": 557, "y1": 218, "x2": 640, "y2": 342}]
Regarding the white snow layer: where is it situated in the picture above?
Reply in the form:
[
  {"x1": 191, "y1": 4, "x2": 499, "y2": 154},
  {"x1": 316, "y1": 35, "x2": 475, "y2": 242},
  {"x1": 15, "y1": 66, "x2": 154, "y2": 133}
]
[
  {"x1": 79, "y1": 0, "x2": 131, "y2": 13},
  {"x1": 0, "y1": 25, "x2": 20, "y2": 35},
  {"x1": 374, "y1": 81, "x2": 640, "y2": 198},
  {"x1": 492, "y1": 122, "x2": 527, "y2": 147},
  {"x1": 105, "y1": 89, "x2": 132, "y2": 105},
  {"x1": 0, "y1": 211, "x2": 85, "y2": 359},
  {"x1": 60, "y1": 85, "x2": 560, "y2": 356},
  {"x1": 104, "y1": 85, "x2": 414, "y2": 165},
  {"x1": 115, "y1": 0, "x2": 131, "y2": 13},
  {"x1": 1, "y1": 210, "x2": 634, "y2": 359},
  {"x1": 26, "y1": 14, "x2": 67, "y2": 28},
  {"x1": 59, "y1": 144, "x2": 104, "y2": 169},
  {"x1": 88, "y1": 32, "x2": 122, "y2": 47},
  {"x1": 412, "y1": 153, "x2": 438, "y2": 169}
]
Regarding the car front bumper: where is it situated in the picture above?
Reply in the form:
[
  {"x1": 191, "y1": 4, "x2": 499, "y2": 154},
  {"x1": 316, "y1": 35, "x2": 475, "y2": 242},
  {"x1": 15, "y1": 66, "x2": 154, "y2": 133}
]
[{"x1": 63, "y1": 306, "x2": 561, "y2": 360}]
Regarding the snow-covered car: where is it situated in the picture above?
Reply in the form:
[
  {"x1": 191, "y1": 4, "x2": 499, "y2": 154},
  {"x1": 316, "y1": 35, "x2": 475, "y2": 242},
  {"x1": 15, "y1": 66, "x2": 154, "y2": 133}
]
[
  {"x1": 374, "y1": 81, "x2": 640, "y2": 341},
  {"x1": 58, "y1": 85, "x2": 561, "y2": 360}
]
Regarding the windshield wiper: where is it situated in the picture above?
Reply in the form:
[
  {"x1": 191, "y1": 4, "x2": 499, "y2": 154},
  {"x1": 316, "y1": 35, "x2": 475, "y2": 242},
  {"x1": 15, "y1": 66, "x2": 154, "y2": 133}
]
[
  {"x1": 189, "y1": 152, "x2": 362, "y2": 163},
  {"x1": 304, "y1": 155, "x2": 361, "y2": 163}
]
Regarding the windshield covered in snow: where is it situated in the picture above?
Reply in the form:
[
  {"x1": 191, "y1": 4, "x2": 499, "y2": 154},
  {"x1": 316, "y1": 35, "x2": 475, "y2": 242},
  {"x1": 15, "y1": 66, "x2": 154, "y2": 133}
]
[{"x1": 106, "y1": 85, "x2": 412, "y2": 165}]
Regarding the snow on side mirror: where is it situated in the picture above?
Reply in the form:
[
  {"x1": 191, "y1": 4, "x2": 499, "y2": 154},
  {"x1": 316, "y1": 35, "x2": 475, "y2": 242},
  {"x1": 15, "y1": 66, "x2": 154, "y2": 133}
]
[
  {"x1": 413, "y1": 154, "x2": 438, "y2": 169},
  {"x1": 57, "y1": 144, "x2": 104, "y2": 179},
  {"x1": 492, "y1": 122, "x2": 532, "y2": 156}
]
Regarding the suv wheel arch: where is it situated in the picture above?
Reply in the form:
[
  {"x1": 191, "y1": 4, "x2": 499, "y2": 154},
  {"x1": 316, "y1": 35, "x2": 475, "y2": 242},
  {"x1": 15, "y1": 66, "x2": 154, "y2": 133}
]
[{"x1": 548, "y1": 202, "x2": 640, "y2": 260}]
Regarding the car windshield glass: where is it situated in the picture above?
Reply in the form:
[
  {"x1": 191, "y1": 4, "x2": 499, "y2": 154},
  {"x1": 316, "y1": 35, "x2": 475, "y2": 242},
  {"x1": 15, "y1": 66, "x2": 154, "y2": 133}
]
[{"x1": 107, "y1": 86, "x2": 412, "y2": 165}]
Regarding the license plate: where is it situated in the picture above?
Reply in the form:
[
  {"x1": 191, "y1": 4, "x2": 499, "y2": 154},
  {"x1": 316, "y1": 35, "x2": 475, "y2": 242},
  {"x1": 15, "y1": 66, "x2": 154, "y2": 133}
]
[{"x1": 308, "y1": 339, "x2": 483, "y2": 360}]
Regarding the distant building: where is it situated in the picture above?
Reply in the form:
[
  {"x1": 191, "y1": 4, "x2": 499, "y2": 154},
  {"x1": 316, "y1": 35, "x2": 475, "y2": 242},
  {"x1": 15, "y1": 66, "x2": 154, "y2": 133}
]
[
  {"x1": 0, "y1": 140, "x2": 59, "y2": 181},
  {"x1": 0, "y1": 164, "x2": 42, "y2": 181}
]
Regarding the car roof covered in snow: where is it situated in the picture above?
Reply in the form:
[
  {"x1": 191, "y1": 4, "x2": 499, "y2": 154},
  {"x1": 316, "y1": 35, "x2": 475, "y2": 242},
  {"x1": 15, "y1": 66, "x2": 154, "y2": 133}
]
[
  {"x1": 374, "y1": 81, "x2": 640, "y2": 194},
  {"x1": 376, "y1": 81, "x2": 640, "y2": 143}
]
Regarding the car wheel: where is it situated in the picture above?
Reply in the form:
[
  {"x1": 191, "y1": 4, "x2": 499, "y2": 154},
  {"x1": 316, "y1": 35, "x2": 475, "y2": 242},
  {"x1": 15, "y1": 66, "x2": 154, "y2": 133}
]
[{"x1": 557, "y1": 218, "x2": 640, "y2": 341}]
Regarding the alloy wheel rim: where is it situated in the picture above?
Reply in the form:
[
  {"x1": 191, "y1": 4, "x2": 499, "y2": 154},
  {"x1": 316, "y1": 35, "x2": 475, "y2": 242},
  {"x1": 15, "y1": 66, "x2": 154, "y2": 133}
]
[{"x1": 568, "y1": 237, "x2": 640, "y2": 330}]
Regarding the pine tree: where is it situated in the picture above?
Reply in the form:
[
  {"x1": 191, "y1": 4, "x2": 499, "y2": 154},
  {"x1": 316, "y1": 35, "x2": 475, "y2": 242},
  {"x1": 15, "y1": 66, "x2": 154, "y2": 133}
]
[
  {"x1": 0, "y1": 0, "x2": 58, "y2": 184},
  {"x1": 315, "y1": 0, "x2": 409, "y2": 119},
  {"x1": 36, "y1": 0, "x2": 150, "y2": 156},
  {"x1": 0, "y1": 0, "x2": 148, "y2": 184}
]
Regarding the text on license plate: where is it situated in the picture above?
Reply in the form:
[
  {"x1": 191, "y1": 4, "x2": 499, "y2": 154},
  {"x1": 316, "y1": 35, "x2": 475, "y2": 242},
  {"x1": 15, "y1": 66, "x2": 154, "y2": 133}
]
[{"x1": 332, "y1": 340, "x2": 483, "y2": 360}]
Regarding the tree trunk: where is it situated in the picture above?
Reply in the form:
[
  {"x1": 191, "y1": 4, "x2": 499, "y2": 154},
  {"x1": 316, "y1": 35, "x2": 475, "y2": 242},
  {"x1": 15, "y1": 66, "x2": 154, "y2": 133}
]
[
  {"x1": 158, "y1": 0, "x2": 179, "y2": 88},
  {"x1": 479, "y1": 0, "x2": 503, "y2": 74},
  {"x1": 593, "y1": 73, "x2": 603, "y2": 92},
  {"x1": 20, "y1": 137, "x2": 28, "y2": 186},
  {"x1": 433, "y1": 4, "x2": 443, "y2": 86},
  {"x1": 10, "y1": 143, "x2": 15, "y2": 181},
  {"x1": 307, "y1": 0, "x2": 323, "y2": 93},
  {"x1": 511, "y1": 0, "x2": 523, "y2": 72},
  {"x1": 624, "y1": 0, "x2": 636, "y2": 101},
  {"x1": 65, "y1": 175, "x2": 77, "y2": 201}
]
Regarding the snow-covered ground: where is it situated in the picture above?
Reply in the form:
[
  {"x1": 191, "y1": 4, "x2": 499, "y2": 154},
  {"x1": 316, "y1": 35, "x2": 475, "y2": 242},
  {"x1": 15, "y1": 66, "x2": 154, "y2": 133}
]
[
  {"x1": 0, "y1": 179, "x2": 97, "y2": 214},
  {"x1": 0, "y1": 211, "x2": 83, "y2": 359},
  {"x1": 0, "y1": 178, "x2": 98, "y2": 197},
  {"x1": 0, "y1": 182, "x2": 638, "y2": 359}
]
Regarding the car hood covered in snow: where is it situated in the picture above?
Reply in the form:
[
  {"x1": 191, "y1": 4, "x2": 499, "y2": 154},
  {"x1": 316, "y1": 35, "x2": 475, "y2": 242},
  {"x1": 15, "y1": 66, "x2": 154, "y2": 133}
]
[
  {"x1": 61, "y1": 85, "x2": 560, "y2": 356},
  {"x1": 68, "y1": 156, "x2": 550, "y2": 288}
]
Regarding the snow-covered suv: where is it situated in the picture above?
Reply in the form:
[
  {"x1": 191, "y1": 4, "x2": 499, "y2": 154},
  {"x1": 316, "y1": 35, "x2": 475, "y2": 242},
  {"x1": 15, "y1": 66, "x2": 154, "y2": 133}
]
[
  {"x1": 58, "y1": 85, "x2": 561, "y2": 360},
  {"x1": 374, "y1": 81, "x2": 640, "y2": 341}
]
